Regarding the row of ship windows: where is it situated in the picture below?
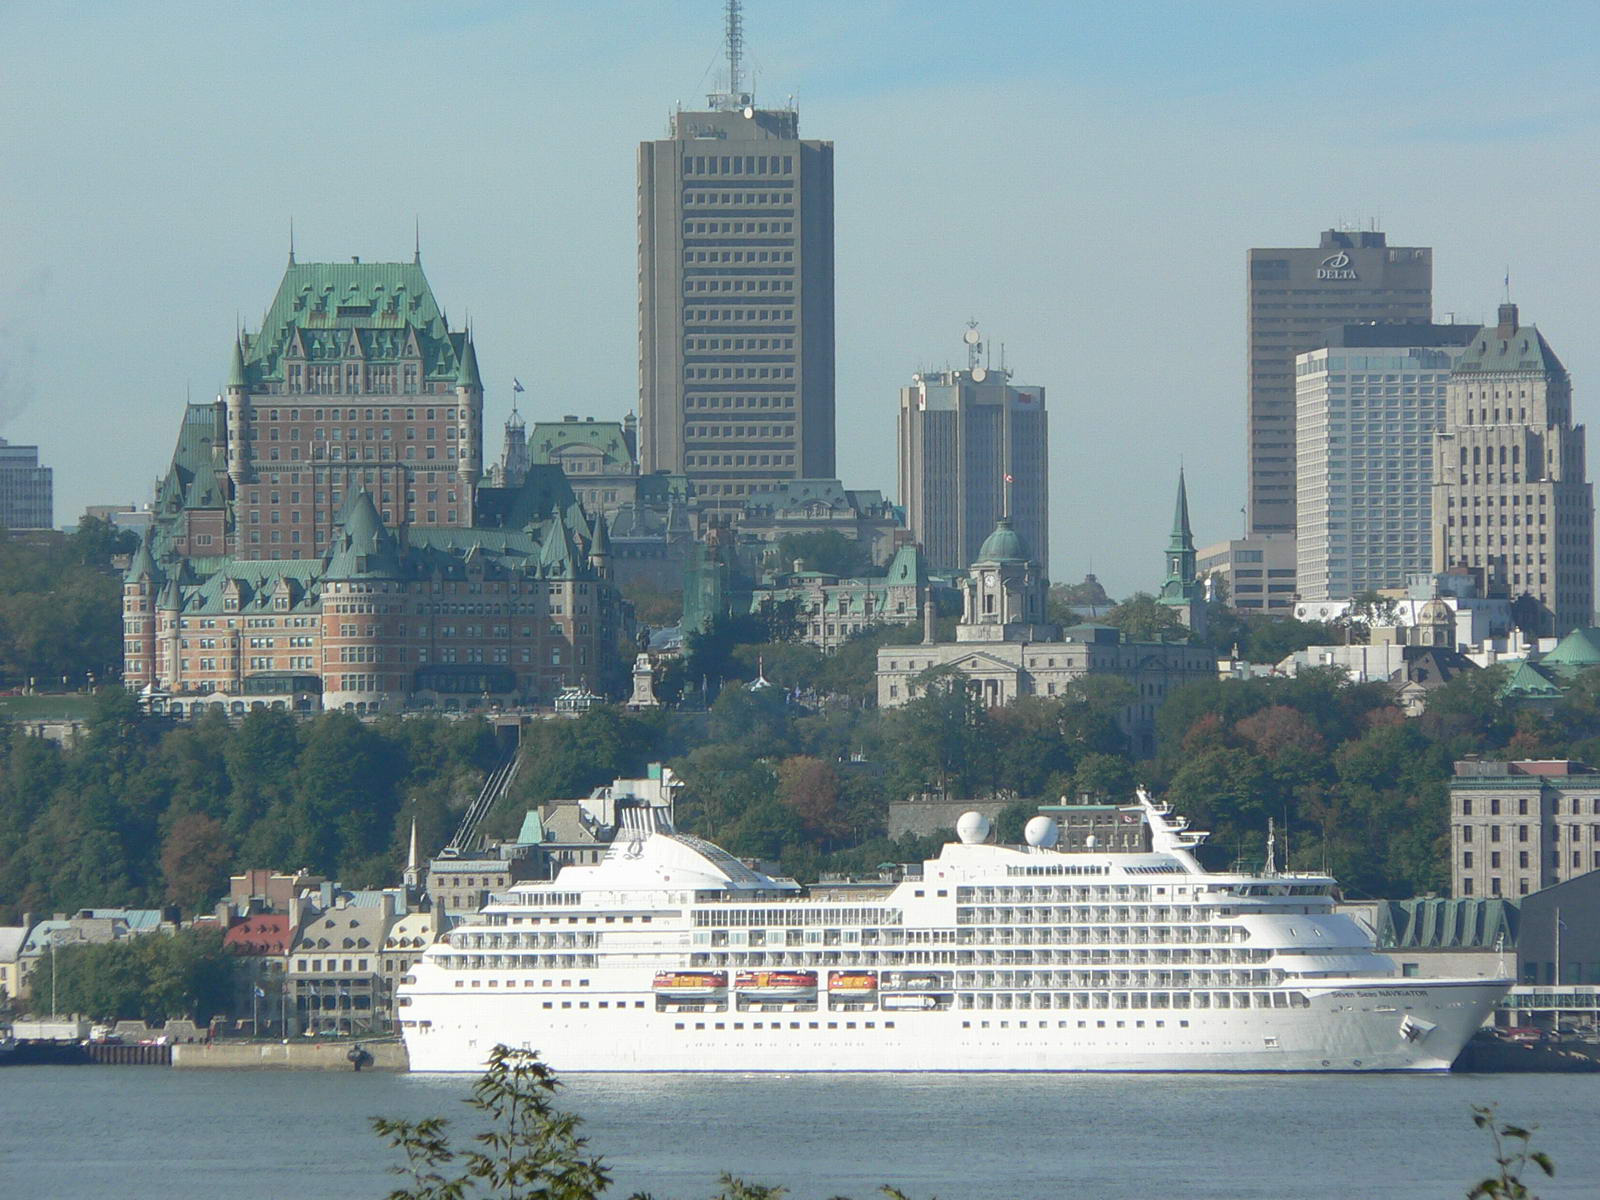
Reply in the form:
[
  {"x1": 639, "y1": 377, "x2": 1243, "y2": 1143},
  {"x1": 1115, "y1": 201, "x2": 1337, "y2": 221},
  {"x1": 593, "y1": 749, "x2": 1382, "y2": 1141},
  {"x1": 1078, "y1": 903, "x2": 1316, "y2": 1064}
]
[
  {"x1": 695, "y1": 926, "x2": 1255, "y2": 949},
  {"x1": 685, "y1": 949, "x2": 1268, "y2": 968}
]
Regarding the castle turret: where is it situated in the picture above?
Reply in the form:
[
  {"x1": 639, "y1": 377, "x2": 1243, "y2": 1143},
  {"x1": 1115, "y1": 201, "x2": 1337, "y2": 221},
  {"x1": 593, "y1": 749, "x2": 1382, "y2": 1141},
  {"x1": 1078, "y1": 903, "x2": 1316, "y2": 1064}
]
[
  {"x1": 225, "y1": 337, "x2": 252, "y2": 486},
  {"x1": 455, "y1": 338, "x2": 483, "y2": 494},
  {"x1": 122, "y1": 533, "x2": 162, "y2": 689},
  {"x1": 589, "y1": 513, "x2": 612, "y2": 579}
]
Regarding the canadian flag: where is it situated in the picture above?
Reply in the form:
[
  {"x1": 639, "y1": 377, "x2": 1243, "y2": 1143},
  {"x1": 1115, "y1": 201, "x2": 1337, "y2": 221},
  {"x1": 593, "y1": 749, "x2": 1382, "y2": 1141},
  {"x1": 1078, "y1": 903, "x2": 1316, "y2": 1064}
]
[{"x1": 1003, "y1": 473, "x2": 1014, "y2": 483}]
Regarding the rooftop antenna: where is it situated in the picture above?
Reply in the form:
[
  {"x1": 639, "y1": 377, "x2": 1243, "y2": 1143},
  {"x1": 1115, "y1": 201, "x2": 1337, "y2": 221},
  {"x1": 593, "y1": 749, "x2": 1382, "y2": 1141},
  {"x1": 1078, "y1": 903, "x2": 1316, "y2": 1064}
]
[
  {"x1": 725, "y1": 0, "x2": 744, "y2": 101},
  {"x1": 1265, "y1": 816, "x2": 1277, "y2": 875},
  {"x1": 288, "y1": 217, "x2": 296, "y2": 264},
  {"x1": 414, "y1": 216, "x2": 421, "y2": 263},
  {"x1": 963, "y1": 321, "x2": 982, "y2": 371}
]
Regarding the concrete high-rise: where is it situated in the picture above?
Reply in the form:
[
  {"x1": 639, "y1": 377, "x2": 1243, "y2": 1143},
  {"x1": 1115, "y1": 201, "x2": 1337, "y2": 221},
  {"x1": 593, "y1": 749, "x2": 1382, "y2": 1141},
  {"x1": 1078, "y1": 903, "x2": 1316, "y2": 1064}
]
[
  {"x1": 637, "y1": 9, "x2": 834, "y2": 518},
  {"x1": 0, "y1": 438, "x2": 53, "y2": 530},
  {"x1": 1248, "y1": 229, "x2": 1432, "y2": 537},
  {"x1": 1295, "y1": 323, "x2": 1478, "y2": 601},
  {"x1": 1431, "y1": 303, "x2": 1592, "y2": 637},
  {"x1": 897, "y1": 350, "x2": 1048, "y2": 575}
]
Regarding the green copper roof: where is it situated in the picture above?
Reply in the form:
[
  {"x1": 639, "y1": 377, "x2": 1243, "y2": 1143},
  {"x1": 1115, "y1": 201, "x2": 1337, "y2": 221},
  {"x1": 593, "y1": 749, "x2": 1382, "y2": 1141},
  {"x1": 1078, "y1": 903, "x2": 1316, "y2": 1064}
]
[
  {"x1": 1372, "y1": 898, "x2": 1517, "y2": 950},
  {"x1": 527, "y1": 420, "x2": 633, "y2": 468},
  {"x1": 1540, "y1": 626, "x2": 1600, "y2": 669},
  {"x1": 1454, "y1": 306, "x2": 1566, "y2": 377},
  {"x1": 1499, "y1": 659, "x2": 1563, "y2": 700},
  {"x1": 325, "y1": 491, "x2": 403, "y2": 579},
  {"x1": 124, "y1": 531, "x2": 160, "y2": 583},
  {"x1": 456, "y1": 338, "x2": 481, "y2": 389},
  {"x1": 227, "y1": 338, "x2": 248, "y2": 389},
  {"x1": 975, "y1": 517, "x2": 1028, "y2": 564},
  {"x1": 475, "y1": 465, "x2": 581, "y2": 532},
  {"x1": 243, "y1": 260, "x2": 463, "y2": 384},
  {"x1": 1168, "y1": 468, "x2": 1194, "y2": 552},
  {"x1": 882, "y1": 543, "x2": 927, "y2": 587}
]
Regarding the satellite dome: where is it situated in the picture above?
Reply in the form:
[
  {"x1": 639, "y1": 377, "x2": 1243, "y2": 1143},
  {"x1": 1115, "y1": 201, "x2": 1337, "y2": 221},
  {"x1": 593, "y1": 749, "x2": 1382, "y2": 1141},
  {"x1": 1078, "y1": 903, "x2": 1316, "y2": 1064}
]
[
  {"x1": 1024, "y1": 815, "x2": 1059, "y2": 848},
  {"x1": 956, "y1": 811, "x2": 991, "y2": 845},
  {"x1": 1084, "y1": 834, "x2": 1098, "y2": 850}
]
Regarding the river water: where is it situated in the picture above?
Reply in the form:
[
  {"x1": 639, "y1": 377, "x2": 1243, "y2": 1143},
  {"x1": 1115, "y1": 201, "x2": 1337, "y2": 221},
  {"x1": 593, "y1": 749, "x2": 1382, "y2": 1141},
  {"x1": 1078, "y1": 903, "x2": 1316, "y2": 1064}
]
[{"x1": 1, "y1": 1067, "x2": 1595, "y2": 1199}]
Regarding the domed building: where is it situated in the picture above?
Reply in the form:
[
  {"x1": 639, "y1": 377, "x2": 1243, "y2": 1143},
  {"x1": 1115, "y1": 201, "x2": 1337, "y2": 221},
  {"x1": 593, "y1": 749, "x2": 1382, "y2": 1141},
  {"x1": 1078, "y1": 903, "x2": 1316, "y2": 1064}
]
[{"x1": 875, "y1": 516, "x2": 1214, "y2": 756}]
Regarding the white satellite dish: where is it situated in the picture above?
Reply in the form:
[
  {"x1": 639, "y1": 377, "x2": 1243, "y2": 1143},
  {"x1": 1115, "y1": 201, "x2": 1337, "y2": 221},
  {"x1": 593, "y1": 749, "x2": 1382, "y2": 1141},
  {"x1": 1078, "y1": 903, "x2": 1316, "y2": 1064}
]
[
  {"x1": 971, "y1": 367, "x2": 988, "y2": 383},
  {"x1": 963, "y1": 328, "x2": 982, "y2": 346},
  {"x1": 743, "y1": 105, "x2": 754, "y2": 119}
]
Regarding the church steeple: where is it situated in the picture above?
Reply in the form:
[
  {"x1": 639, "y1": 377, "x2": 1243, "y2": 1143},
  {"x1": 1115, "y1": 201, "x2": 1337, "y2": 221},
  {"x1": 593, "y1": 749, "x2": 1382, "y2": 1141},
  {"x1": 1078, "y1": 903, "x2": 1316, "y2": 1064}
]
[
  {"x1": 1166, "y1": 468, "x2": 1196, "y2": 585},
  {"x1": 1158, "y1": 468, "x2": 1206, "y2": 637}
]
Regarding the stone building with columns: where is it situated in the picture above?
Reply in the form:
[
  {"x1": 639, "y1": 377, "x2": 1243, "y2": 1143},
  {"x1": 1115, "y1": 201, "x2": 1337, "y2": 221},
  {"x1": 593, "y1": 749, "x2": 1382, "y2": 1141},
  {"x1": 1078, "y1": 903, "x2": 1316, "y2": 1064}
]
[{"x1": 875, "y1": 518, "x2": 1213, "y2": 755}]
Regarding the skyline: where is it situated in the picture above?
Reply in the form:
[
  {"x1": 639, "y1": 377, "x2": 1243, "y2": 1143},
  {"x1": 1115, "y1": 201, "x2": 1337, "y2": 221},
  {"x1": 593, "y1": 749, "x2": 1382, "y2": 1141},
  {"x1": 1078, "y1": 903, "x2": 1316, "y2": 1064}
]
[{"x1": 4, "y1": 2, "x2": 1600, "y2": 594}]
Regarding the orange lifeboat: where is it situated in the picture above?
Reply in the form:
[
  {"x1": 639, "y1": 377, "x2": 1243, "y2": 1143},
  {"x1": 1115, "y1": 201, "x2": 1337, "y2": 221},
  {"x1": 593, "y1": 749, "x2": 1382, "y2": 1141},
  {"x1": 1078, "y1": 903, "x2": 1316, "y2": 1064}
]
[
  {"x1": 734, "y1": 970, "x2": 818, "y2": 998},
  {"x1": 827, "y1": 970, "x2": 879, "y2": 993},
  {"x1": 651, "y1": 971, "x2": 727, "y2": 998}
]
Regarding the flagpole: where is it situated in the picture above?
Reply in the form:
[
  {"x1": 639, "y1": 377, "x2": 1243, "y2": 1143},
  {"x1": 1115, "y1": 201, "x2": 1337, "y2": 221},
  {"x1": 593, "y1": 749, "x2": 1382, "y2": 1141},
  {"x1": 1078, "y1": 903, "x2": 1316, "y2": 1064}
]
[{"x1": 1555, "y1": 905, "x2": 1561, "y2": 986}]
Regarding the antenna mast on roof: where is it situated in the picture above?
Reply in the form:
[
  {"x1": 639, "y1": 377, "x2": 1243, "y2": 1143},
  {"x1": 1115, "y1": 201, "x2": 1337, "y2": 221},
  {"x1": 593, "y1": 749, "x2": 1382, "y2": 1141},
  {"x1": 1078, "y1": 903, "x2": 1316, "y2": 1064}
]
[{"x1": 726, "y1": 0, "x2": 744, "y2": 100}]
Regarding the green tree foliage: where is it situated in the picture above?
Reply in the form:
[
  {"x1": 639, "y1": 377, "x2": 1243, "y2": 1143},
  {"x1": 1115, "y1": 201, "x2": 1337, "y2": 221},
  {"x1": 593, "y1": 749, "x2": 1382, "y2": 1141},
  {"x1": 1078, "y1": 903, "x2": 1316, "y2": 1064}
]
[
  {"x1": 1103, "y1": 593, "x2": 1189, "y2": 643},
  {"x1": 30, "y1": 928, "x2": 232, "y2": 1024},
  {"x1": 1200, "y1": 604, "x2": 1339, "y2": 663},
  {"x1": 1467, "y1": 1105, "x2": 1554, "y2": 1200},
  {"x1": 0, "y1": 519, "x2": 134, "y2": 687},
  {"x1": 772, "y1": 530, "x2": 872, "y2": 578},
  {"x1": 0, "y1": 696, "x2": 513, "y2": 921}
]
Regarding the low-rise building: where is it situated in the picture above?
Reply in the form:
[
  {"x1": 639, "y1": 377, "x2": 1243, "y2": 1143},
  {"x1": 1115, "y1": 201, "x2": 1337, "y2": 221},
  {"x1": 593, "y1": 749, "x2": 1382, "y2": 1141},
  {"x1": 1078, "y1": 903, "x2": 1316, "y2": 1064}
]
[
  {"x1": 222, "y1": 913, "x2": 294, "y2": 1035},
  {"x1": 0, "y1": 925, "x2": 31, "y2": 1009},
  {"x1": 287, "y1": 888, "x2": 403, "y2": 1035},
  {"x1": 735, "y1": 478, "x2": 908, "y2": 569}
]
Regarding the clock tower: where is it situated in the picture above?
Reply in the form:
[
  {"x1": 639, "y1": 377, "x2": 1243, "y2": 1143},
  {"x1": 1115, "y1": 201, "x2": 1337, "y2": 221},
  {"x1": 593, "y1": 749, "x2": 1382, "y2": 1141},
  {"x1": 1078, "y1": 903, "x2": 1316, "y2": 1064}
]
[{"x1": 956, "y1": 516, "x2": 1056, "y2": 644}]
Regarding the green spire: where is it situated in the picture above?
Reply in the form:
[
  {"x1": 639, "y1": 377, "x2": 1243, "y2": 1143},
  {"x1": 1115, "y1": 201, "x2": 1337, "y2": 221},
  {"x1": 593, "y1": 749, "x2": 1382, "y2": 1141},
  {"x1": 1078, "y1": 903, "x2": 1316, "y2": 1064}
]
[
  {"x1": 1160, "y1": 468, "x2": 1198, "y2": 600},
  {"x1": 456, "y1": 337, "x2": 481, "y2": 389},
  {"x1": 540, "y1": 505, "x2": 576, "y2": 576},
  {"x1": 227, "y1": 337, "x2": 248, "y2": 389},
  {"x1": 1168, "y1": 467, "x2": 1193, "y2": 553},
  {"x1": 124, "y1": 531, "x2": 160, "y2": 583}
]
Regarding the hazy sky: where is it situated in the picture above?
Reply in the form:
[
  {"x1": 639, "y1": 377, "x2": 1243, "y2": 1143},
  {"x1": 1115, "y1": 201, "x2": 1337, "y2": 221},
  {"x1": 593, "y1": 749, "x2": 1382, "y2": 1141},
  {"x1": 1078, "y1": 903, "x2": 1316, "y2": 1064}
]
[{"x1": 3, "y1": 1, "x2": 1598, "y2": 595}]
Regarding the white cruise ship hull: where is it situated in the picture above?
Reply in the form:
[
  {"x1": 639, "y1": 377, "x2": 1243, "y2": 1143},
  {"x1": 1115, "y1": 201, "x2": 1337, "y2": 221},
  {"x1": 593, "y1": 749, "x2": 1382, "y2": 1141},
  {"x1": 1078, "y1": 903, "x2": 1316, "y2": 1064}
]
[{"x1": 402, "y1": 973, "x2": 1504, "y2": 1074}]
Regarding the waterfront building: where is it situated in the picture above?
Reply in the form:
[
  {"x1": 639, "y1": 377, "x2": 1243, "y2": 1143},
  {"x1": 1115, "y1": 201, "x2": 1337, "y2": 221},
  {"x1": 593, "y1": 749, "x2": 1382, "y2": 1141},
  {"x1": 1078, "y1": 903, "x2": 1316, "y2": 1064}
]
[
  {"x1": 1430, "y1": 303, "x2": 1593, "y2": 637},
  {"x1": 1247, "y1": 228, "x2": 1432, "y2": 540},
  {"x1": 1450, "y1": 758, "x2": 1600, "y2": 901},
  {"x1": 897, "y1": 352, "x2": 1048, "y2": 576},
  {"x1": 875, "y1": 518, "x2": 1212, "y2": 755},
  {"x1": 0, "y1": 925, "x2": 29, "y2": 1008},
  {"x1": 0, "y1": 438, "x2": 53, "y2": 530},
  {"x1": 1295, "y1": 323, "x2": 1479, "y2": 600},
  {"x1": 637, "y1": 13, "x2": 834, "y2": 515},
  {"x1": 221, "y1": 914, "x2": 293, "y2": 1036},
  {"x1": 287, "y1": 889, "x2": 403, "y2": 1035}
]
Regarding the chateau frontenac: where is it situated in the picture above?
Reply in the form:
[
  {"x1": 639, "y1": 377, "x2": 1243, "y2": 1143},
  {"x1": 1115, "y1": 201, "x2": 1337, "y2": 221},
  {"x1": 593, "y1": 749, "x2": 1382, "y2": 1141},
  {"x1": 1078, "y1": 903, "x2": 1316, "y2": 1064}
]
[{"x1": 122, "y1": 255, "x2": 625, "y2": 713}]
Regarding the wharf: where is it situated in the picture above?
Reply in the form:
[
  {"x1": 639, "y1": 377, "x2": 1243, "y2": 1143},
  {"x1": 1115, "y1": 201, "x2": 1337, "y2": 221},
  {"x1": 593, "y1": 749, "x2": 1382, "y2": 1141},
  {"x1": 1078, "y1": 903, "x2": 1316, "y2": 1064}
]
[{"x1": 173, "y1": 1039, "x2": 408, "y2": 1070}]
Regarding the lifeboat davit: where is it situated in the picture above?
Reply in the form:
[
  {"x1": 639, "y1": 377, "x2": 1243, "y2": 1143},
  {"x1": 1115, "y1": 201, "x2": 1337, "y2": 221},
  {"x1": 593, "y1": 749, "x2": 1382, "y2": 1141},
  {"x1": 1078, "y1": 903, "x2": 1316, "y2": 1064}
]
[
  {"x1": 734, "y1": 970, "x2": 818, "y2": 999},
  {"x1": 652, "y1": 971, "x2": 727, "y2": 998}
]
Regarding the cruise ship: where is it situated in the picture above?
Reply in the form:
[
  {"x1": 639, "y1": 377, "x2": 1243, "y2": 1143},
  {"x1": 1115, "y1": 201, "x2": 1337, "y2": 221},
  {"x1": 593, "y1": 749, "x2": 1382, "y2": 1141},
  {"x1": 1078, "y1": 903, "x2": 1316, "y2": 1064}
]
[{"x1": 398, "y1": 794, "x2": 1508, "y2": 1072}]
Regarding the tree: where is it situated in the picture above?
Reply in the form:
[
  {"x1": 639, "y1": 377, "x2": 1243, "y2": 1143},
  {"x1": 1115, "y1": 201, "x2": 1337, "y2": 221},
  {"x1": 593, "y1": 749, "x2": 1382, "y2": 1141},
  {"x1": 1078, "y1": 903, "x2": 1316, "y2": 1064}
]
[
  {"x1": 772, "y1": 530, "x2": 871, "y2": 579},
  {"x1": 1467, "y1": 1105, "x2": 1554, "y2": 1200},
  {"x1": 776, "y1": 756, "x2": 846, "y2": 843},
  {"x1": 373, "y1": 1045, "x2": 611, "y2": 1200},
  {"x1": 1103, "y1": 593, "x2": 1189, "y2": 643},
  {"x1": 160, "y1": 813, "x2": 234, "y2": 912}
]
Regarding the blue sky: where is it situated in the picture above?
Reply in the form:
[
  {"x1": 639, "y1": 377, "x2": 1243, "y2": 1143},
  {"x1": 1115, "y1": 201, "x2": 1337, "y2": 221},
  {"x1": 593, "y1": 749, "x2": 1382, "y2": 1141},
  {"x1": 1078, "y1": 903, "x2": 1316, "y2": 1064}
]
[{"x1": 3, "y1": 1, "x2": 1598, "y2": 594}]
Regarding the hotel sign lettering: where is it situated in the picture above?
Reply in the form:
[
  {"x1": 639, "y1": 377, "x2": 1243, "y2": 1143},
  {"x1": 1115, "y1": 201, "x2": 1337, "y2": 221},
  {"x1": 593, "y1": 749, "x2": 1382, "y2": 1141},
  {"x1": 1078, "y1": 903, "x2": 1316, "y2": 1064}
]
[{"x1": 1316, "y1": 251, "x2": 1359, "y2": 281}]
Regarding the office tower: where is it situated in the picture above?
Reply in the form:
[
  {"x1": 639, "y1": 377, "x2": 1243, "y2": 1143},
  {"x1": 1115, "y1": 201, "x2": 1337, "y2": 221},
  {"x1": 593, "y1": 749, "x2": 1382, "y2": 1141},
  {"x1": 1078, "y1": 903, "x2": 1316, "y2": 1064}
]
[
  {"x1": 0, "y1": 438, "x2": 53, "y2": 530},
  {"x1": 1431, "y1": 303, "x2": 1593, "y2": 637},
  {"x1": 897, "y1": 341, "x2": 1048, "y2": 575},
  {"x1": 1295, "y1": 323, "x2": 1478, "y2": 600},
  {"x1": 637, "y1": 2, "x2": 834, "y2": 517},
  {"x1": 1247, "y1": 229, "x2": 1432, "y2": 537}
]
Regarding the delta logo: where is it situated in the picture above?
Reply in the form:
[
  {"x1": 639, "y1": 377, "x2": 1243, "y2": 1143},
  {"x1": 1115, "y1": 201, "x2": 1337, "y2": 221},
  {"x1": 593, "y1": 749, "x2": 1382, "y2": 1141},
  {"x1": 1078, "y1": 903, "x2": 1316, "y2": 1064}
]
[{"x1": 1316, "y1": 251, "x2": 1358, "y2": 281}]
